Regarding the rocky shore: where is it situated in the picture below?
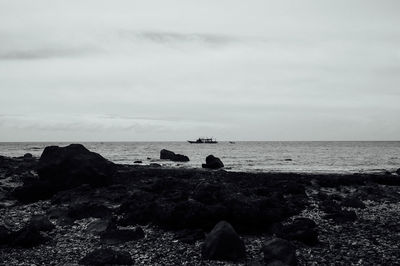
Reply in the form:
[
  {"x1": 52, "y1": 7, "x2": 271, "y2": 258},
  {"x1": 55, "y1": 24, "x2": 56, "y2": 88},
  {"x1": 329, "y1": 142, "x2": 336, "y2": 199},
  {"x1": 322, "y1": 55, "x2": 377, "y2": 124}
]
[{"x1": 1, "y1": 144, "x2": 400, "y2": 265}]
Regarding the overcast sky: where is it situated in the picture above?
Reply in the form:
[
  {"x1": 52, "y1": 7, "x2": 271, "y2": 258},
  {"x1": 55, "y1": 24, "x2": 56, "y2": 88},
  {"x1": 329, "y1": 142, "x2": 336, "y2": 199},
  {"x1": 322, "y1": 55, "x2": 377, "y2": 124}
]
[{"x1": 0, "y1": 0, "x2": 399, "y2": 141}]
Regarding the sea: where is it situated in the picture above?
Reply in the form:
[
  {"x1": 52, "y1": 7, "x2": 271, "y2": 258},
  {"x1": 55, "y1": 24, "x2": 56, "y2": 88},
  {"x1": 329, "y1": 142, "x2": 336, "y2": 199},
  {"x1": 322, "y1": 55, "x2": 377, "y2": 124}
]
[{"x1": 1, "y1": 141, "x2": 399, "y2": 174}]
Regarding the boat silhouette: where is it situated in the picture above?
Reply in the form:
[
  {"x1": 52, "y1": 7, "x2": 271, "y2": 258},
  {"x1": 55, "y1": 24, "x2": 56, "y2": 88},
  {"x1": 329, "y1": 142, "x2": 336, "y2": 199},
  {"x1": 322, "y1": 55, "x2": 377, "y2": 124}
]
[{"x1": 187, "y1": 138, "x2": 218, "y2": 144}]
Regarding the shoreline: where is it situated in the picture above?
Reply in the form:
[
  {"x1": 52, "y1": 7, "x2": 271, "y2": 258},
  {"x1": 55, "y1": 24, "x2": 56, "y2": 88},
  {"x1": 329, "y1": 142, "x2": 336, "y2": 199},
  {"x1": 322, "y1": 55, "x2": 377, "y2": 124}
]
[{"x1": 1, "y1": 146, "x2": 400, "y2": 265}]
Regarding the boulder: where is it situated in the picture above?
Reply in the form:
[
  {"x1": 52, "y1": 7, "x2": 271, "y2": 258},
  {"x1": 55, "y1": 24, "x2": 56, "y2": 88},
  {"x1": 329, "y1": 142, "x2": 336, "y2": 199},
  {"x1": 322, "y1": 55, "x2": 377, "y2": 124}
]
[
  {"x1": 396, "y1": 168, "x2": 400, "y2": 175},
  {"x1": 100, "y1": 227, "x2": 145, "y2": 244},
  {"x1": 23, "y1": 153, "x2": 33, "y2": 159},
  {"x1": 281, "y1": 218, "x2": 318, "y2": 246},
  {"x1": 160, "y1": 149, "x2": 189, "y2": 162},
  {"x1": 202, "y1": 155, "x2": 224, "y2": 169},
  {"x1": 0, "y1": 225, "x2": 11, "y2": 245},
  {"x1": 341, "y1": 197, "x2": 366, "y2": 209},
  {"x1": 28, "y1": 215, "x2": 55, "y2": 232},
  {"x1": 134, "y1": 160, "x2": 142, "y2": 164},
  {"x1": 201, "y1": 221, "x2": 246, "y2": 261},
  {"x1": 87, "y1": 219, "x2": 117, "y2": 234},
  {"x1": 79, "y1": 248, "x2": 133, "y2": 265},
  {"x1": 11, "y1": 225, "x2": 49, "y2": 248},
  {"x1": 67, "y1": 202, "x2": 112, "y2": 220},
  {"x1": 38, "y1": 144, "x2": 116, "y2": 189},
  {"x1": 262, "y1": 238, "x2": 297, "y2": 266}
]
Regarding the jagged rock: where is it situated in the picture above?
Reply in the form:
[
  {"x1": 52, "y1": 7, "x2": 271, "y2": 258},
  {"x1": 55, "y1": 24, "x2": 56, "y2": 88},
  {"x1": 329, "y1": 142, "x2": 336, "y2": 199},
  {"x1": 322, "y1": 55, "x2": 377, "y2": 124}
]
[
  {"x1": 262, "y1": 238, "x2": 297, "y2": 266},
  {"x1": 281, "y1": 218, "x2": 318, "y2": 246},
  {"x1": 28, "y1": 215, "x2": 55, "y2": 232},
  {"x1": 341, "y1": 197, "x2": 366, "y2": 209},
  {"x1": 100, "y1": 227, "x2": 145, "y2": 244},
  {"x1": 202, "y1": 221, "x2": 246, "y2": 261},
  {"x1": 11, "y1": 225, "x2": 49, "y2": 248},
  {"x1": 79, "y1": 248, "x2": 133, "y2": 265},
  {"x1": 202, "y1": 155, "x2": 224, "y2": 169},
  {"x1": 160, "y1": 149, "x2": 189, "y2": 162}
]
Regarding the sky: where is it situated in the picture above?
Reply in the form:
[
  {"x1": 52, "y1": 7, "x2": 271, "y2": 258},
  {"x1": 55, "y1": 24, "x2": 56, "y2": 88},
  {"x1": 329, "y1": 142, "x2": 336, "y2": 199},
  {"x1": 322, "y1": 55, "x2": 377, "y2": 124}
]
[{"x1": 0, "y1": 0, "x2": 399, "y2": 141}]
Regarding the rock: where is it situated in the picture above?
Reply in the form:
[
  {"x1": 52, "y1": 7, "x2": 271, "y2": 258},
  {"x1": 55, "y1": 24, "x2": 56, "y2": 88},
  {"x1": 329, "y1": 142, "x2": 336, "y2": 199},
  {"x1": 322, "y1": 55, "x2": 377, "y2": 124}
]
[
  {"x1": 202, "y1": 155, "x2": 224, "y2": 169},
  {"x1": 11, "y1": 224, "x2": 49, "y2": 248},
  {"x1": 201, "y1": 221, "x2": 246, "y2": 261},
  {"x1": 100, "y1": 227, "x2": 145, "y2": 244},
  {"x1": 341, "y1": 197, "x2": 366, "y2": 209},
  {"x1": 134, "y1": 160, "x2": 142, "y2": 164},
  {"x1": 150, "y1": 163, "x2": 161, "y2": 167},
  {"x1": 262, "y1": 238, "x2": 297, "y2": 266},
  {"x1": 23, "y1": 153, "x2": 33, "y2": 159},
  {"x1": 281, "y1": 218, "x2": 318, "y2": 246},
  {"x1": 28, "y1": 215, "x2": 55, "y2": 232},
  {"x1": 38, "y1": 144, "x2": 116, "y2": 189},
  {"x1": 324, "y1": 210, "x2": 357, "y2": 223},
  {"x1": 396, "y1": 168, "x2": 400, "y2": 175},
  {"x1": 86, "y1": 219, "x2": 117, "y2": 234},
  {"x1": 79, "y1": 248, "x2": 133, "y2": 265},
  {"x1": 0, "y1": 225, "x2": 11, "y2": 245},
  {"x1": 174, "y1": 229, "x2": 205, "y2": 244},
  {"x1": 68, "y1": 202, "x2": 112, "y2": 220},
  {"x1": 160, "y1": 149, "x2": 190, "y2": 162}
]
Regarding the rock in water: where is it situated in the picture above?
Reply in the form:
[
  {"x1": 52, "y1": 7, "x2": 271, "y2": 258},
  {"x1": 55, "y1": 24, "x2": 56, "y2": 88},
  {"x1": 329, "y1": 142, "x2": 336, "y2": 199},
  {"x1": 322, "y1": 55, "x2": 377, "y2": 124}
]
[
  {"x1": 160, "y1": 149, "x2": 190, "y2": 162},
  {"x1": 202, "y1": 221, "x2": 246, "y2": 261},
  {"x1": 202, "y1": 155, "x2": 224, "y2": 169},
  {"x1": 38, "y1": 144, "x2": 116, "y2": 188},
  {"x1": 79, "y1": 248, "x2": 133, "y2": 265},
  {"x1": 262, "y1": 238, "x2": 297, "y2": 266},
  {"x1": 396, "y1": 168, "x2": 400, "y2": 175}
]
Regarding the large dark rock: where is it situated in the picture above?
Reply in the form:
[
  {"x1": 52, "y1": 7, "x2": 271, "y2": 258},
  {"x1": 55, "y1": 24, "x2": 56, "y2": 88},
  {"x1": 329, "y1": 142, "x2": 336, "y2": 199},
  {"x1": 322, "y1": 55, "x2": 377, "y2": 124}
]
[
  {"x1": 0, "y1": 225, "x2": 11, "y2": 245},
  {"x1": 202, "y1": 221, "x2": 246, "y2": 261},
  {"x1": 38, "y1": 144, "x2": 116, "y2": 188},
  {"x1": 160, "y1": 149, "x2": 189, "y2": 162},
  {"x1": 28, "y1": 215, "x2": 55, "y2": 232},
  {"x1": 281, "y1": 218, "x2": 318, "y2": 246},
  {"x1": 324, "y1": 210, "x2": 357, "y2": 223},
  {"x1": 100, "y1": 227, "x2": 145, "y2": 244},
  {"x1": 396, "y1": 168, "x2": 400, "y2": 175},
  {"x1": 262, "y1": 238, "x2": 297, "y2": 266},
  {"x1": 79, "y1": 248, "x2": 133, "y2": 265},
  {"x1": 341, "y1": 197, "x2": 366, "y2": 209},
  {"x1": 202, "y1": 155, "x2": 224, "y2": 169},
  {"x1": 67, "y1": 202, "x2": 112, "y2": 220},
  {"x1": 11, "y1": 225, "x2": 49, "y2": 248}
]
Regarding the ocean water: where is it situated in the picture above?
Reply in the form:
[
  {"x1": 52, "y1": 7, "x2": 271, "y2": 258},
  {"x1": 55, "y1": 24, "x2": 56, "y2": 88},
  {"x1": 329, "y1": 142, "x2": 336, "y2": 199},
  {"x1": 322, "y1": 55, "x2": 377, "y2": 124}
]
[{"x1": 0, "y1": 141, "x2": 399, "y2": 174}]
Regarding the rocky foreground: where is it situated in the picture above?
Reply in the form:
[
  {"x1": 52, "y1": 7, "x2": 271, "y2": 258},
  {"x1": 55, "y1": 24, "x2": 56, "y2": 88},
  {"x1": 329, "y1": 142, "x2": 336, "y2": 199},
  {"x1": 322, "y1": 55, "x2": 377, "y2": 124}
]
[{"x1": 1, "y1": 144, "x2": 400, "y2": 265}]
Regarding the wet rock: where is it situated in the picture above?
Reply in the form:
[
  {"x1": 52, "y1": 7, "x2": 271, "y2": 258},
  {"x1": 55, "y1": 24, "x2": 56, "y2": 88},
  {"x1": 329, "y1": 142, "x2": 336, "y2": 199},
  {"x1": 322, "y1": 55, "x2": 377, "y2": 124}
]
[
  {"x1": 28, "y1": 215, "x2": 55, "y2": 232},
  {"x1": 150, "y1": 163, "x2": 161, "y2": 167},
  {"x1": 11, "y1": 225, "x2": 49, "y2": 248},
  {"x1": 79, "y1": 248, "x2": 133, "y2": 265},
  {"x1": 202, "y1": 155, "x2": 224, "y2": 169},
  {"x1": 100, "y1": 227, "x2": 145, "y2": 244},
  {"x1": 396, "y1": 168, "x2": 400, "y2": 175},
  {"x1": 23, "y1": 153, "x2": 33, "y2": 159},
  {"x1": 262, "y1": 238, "x2": 297, "y2": 266},
  {"x1": 202, "y1": 221, "x2": 246, "y2": 261},
  {"x1": 134, "y1": 160, "x2": 142, "y2": 164},
  {"x1": 281, "y1": 218, "x2": 318, "y2": 246},
  {"x1": 160, "y1": 149, "x2": 190, "y2": 162},
  {"x1": 341, "y1": 197, "x2": 366, "y2": 209}
]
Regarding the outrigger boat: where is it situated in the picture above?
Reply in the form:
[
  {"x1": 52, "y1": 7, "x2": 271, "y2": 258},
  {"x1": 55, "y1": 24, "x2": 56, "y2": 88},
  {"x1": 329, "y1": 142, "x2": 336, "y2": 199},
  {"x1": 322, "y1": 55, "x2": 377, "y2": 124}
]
[{"x1": 187, "y1": 137, "x2": 218, "y2": 144}]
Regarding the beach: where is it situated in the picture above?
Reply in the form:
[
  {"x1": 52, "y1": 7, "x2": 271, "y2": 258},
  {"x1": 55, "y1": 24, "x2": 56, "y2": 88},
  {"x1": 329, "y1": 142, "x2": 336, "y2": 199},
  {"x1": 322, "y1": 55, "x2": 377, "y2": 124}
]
[{"x1": 1, "y1": 144, "x2": 400, "y2": 265}]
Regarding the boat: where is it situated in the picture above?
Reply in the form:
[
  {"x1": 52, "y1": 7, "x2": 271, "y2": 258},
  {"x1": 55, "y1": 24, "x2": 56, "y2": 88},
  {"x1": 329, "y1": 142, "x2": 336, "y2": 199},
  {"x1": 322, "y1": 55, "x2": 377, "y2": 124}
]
[{"x1": 187, "y1": 137, "x2": 218, "y2": 144}]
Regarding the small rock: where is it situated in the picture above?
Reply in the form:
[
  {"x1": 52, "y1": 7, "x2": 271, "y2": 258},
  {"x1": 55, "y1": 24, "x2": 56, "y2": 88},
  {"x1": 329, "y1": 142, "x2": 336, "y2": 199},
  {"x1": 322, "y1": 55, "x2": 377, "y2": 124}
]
[
  {"x1": 281, "y1": 218, "x2": 318, "y2": 246},
  {"x1": 262, "y1": 238, "x2": 297, "y2": 266},
  {"x1": 100, "y1": 227, "x2": 145, "y2": 244},
  {"x1": 150, "y1": 163, "x2": 161, "y2": 167},
  {"x1": 134, "y1": 160, "x2": 142, "y2": 164},
  {"x1": 11, "y1": 225, "x2": 49, "y2": 248},
  {"x1": 28, "y1": 215, "x2": 55, "y2": 232},
  {"x1": 0, "y1": 225, "x2": 11, "y2": 245},
  {"x1": 202, "y1": 221, "x2": 246, "y2": 261},
  {"x1": 341, "y1": 197, "x2": 366, "y2": 209},
  {"x1": 79, "y1": 248, "x2": 133, "y2": 265},
  {"x1": 86, "y1": 219, "x2": 117, "y2": 234}
]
